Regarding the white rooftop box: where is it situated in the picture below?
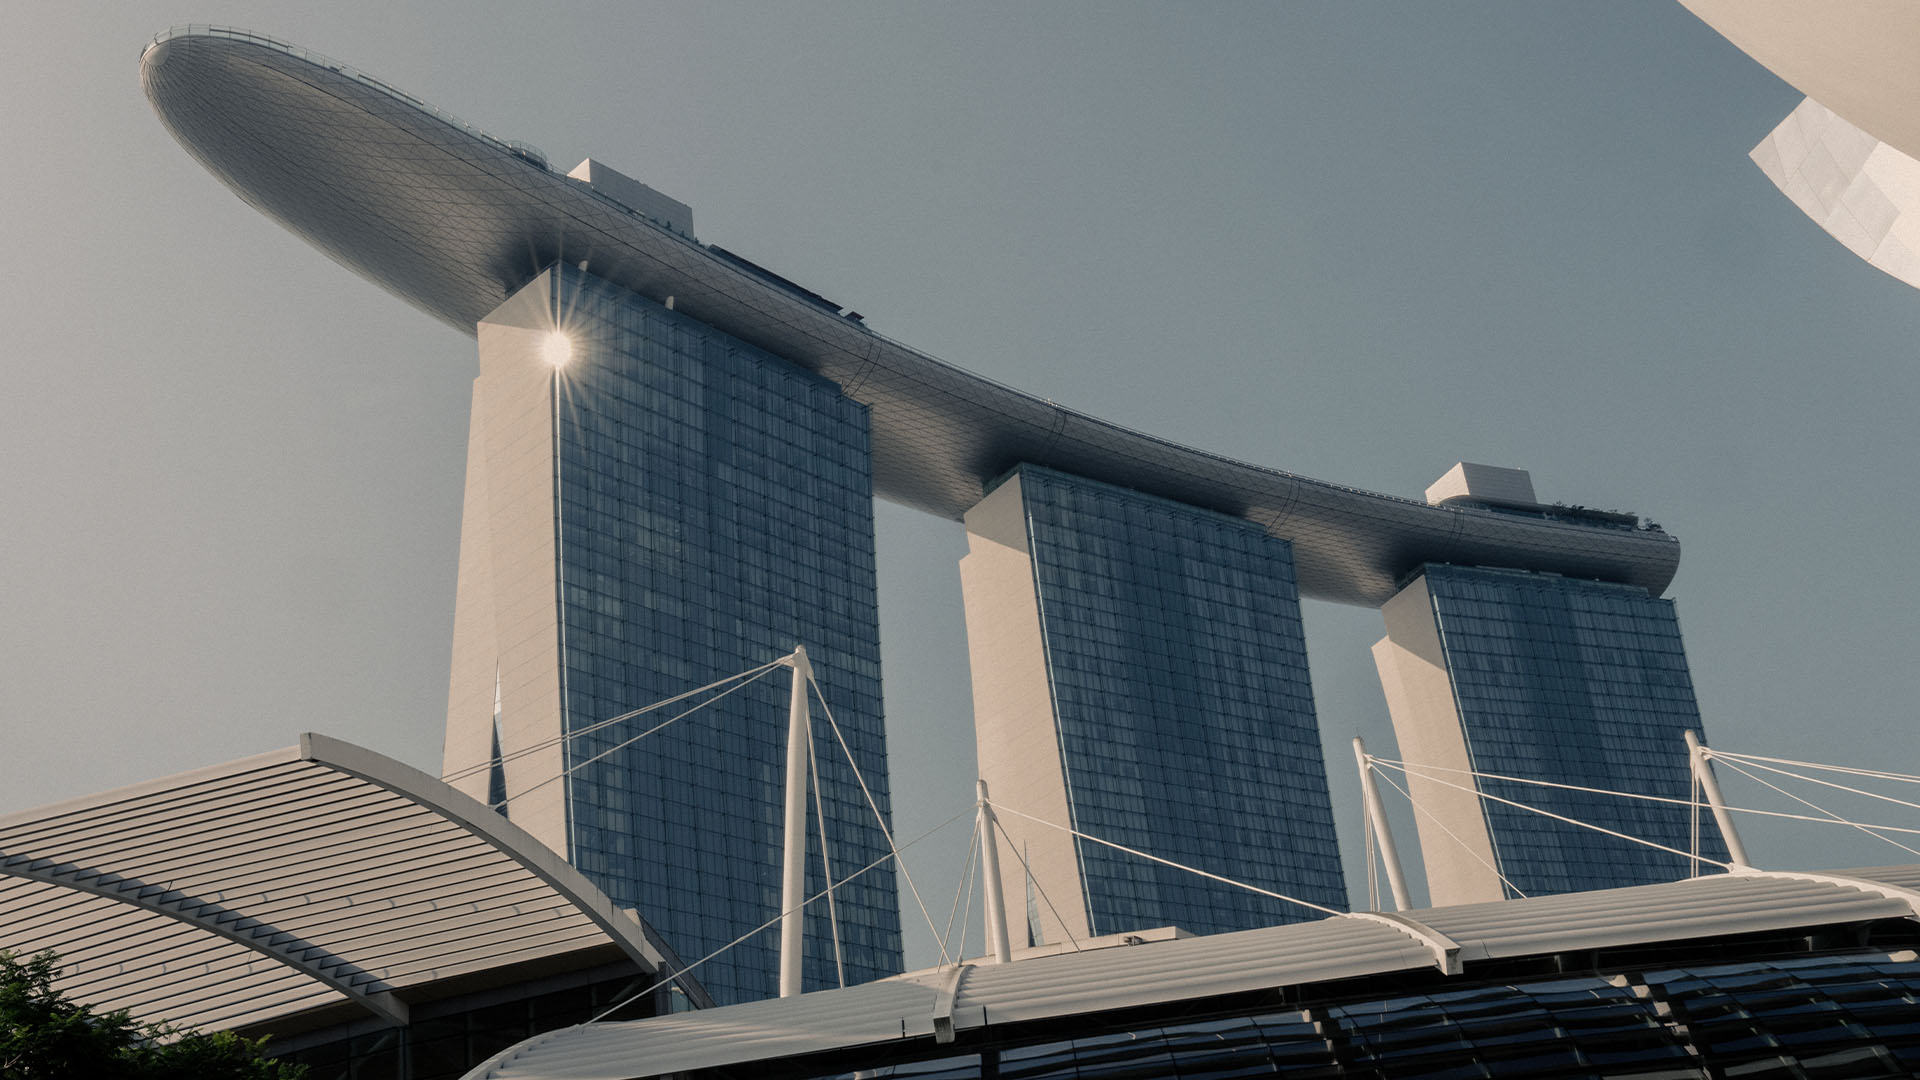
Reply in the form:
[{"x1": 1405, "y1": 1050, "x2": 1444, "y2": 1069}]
[
  {"x1": 568, "y1": 158, "x2": 694, "y2": 237},
  {"x1": 1426, "y1": 462, "x2": 1539, "y2": 509}
]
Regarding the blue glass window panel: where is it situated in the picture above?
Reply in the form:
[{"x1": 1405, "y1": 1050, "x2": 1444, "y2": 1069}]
[
  {"x1": 1637, "y1": 953, "x2": 1920, "y2": 1075},
  {"x1": 545, "y1": 266, "x2": 899, "y2": 1004},
  {"x1": 1014, "y1": 465, "x2": 1347, "y2": 936},
  {"x1": 1328, "y1": 977, "x2": 1680, "y2": 1077},
  {"x1": 1422, "y1": 564, "x2": 1726, "y2": 897}
]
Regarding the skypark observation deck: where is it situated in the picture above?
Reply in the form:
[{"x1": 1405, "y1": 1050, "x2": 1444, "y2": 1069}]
[{"x1": 139, "y1": 26, "x2": 1679, "y2": 608}]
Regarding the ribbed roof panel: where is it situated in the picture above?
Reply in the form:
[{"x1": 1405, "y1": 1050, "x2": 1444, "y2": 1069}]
[
  {"x1": 0, "y1": 876, "x2": 346, "y2": 1029},
  {"x1": 460, "y1": 868, "x2": 1920, "y2": 1080},
  {"x1": 953, "y1": 916, "x2": 1431, "y2": 1025},
  {"x1": 0, "y1": 735, "x2": 705, "y2": 1035},
  {"x1": 1411, "y1": 872, "x2": 1915, "y2": 960},
  {"x1": 1837, "y1": 864, "x2": 1920, "y2": 892}
]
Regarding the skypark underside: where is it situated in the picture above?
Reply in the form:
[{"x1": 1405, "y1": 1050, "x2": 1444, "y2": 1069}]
[{"x1": 140, "y1": 28, "x2": 1680, "y2": 607}]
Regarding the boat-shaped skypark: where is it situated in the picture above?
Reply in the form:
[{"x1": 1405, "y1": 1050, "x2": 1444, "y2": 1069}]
[{"x1": 141, "y1": 26, "x2": 1677, "y2": 607}]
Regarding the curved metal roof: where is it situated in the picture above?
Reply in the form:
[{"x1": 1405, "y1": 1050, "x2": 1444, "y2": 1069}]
[
  {"x1": 458, "y1": 865, "x2": 1920, "y2": 1079},
  {"x1": 138, "y1": 26, "x2": 1680, "y2": 608},
  {"x1": 1681, "y1": 0, "x2": 1920, "y2": 166},
  {"x1": 0, "y1": 733, "x2": 711, "y2": 1036}
]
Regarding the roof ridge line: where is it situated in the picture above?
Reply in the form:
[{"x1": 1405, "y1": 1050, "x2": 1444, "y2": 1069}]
[
  {"x1": 1341, "y1": 911, "x2": 1463, "y2": 974},
  {"x1": 1729, "y1": 865, "x2": 1920, "y2": 919},
  {"x1": 931, "y1": 960, "x2": 975, "y2": 1044}
]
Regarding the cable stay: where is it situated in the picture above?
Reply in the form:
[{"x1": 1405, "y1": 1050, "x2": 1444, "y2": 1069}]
[
  {"x1": 1370, "y1": 765, "x2": 1528, "y2": 900},
  {"x1": 805, "y1": 721, "x2": 847, "y2": 988},
  {"x1": 1352, "y1": 738, "x2": 1920, "y2": 903},
  {"x1": 955, "y1": 850, "x2": 978, "y2": 963},
  {"x1": 937, "y1": 817, "x2": 982, "y2": 964},
  {"x1": 442, "y1": 656, "x2": 790, "y2": 784},
  {"x1": 1703, "y1": 751, "x2": 1920, "y2": 816},
  {"x1": 1711, "y1": 755, "x2": 1920, "y2": 860},
  {"x1": 985, "y1": 800, "x2": 1347, "y2": 919},
  {"x1": 585, "y1": 728, "x2": 1920, "y2": 1019},
  {"x1": 484, "y1": 662, "x2": 784, "y2": 811},
  {"x1": 986, "y1": 816, "x2": 1084, "y2": 956},
  {"x1": 1351, "y1": 735, "x2": 1920, "y2": 909},
  {"x1": 1687, "y1": 740, "x2": 1920, "y2": 862},
  {"x1": 466, "y1": 662, "x2": 1920, "y2": 1007},
  {"x1": 805, "y1": 666, "x2": 953, "y2": 970},
  {"x1": 1367, "y1": 757, "x2": 1736, "y2": 871},
  {"x1": 1366, "y1": 754, "x2": 1737, "y2": 809},
  {"x1": 457, "y1": 646, "x2": 961, "y2": 998},
  {"x1": 1364, "y1": 753, "x2": 1920, "y2": 833},
  {"x1": 1704, "y1": 750, "x2": 1920, "y2": 788},
  {"x1": 585, "y1": 799, "x2": 980, "y2": 1024}
]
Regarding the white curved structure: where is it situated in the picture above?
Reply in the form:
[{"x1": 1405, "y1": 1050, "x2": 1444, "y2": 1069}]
[
  {"x1": 1749, "y1": 99, "x2": 1920, "y2": 289},
  {"x1": 138, "y1": 26, "x2": 1679, "y2": 609},
  {"x1": 460, "y1": 865, "x2": 1920, "y2": 1079},
  {"x1": 0, "y1": 733, "x2": 711, "y2": 1037},
  {"x1": 1681, "y1": 1, "x2": 1920, "y2": 162},
  {"x1": 1684, "y1": 0, "x2": 1920, "y2": 290}
]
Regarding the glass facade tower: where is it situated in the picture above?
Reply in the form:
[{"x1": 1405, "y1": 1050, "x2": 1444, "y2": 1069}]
[
  {"x1": 444, "y1": 265, "x2": 901, "y2": 1004},
  {"x1": 1374, "y1": 563, "x2": 1723, "y2": 903},
  {"x1": 961, "y1": 465, "x2": 1347, "y2": 943}
]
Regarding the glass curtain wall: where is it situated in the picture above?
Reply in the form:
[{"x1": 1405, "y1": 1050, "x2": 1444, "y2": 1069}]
[
  {"x1": 1421, "y1": 564, "x2": 1725, "y2": 896},
  {"x1": 1015, "y1": 465, "x2": 1346, "y2": 935},
  {"x1": 547, "y1": 266, "x2": 900, "y2": 1002}
]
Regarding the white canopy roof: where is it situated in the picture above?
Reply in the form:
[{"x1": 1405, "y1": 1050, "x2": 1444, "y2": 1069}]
[
  {"x1": 0, "y1": 733, "x2": 710, "y2": 1035},
  {"x1": 461, "y1": 865, "x2": 1920, "y2": 1079}
]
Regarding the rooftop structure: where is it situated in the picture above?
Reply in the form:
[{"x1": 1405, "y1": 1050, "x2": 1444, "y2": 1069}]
[
  {"x1": 1424, "y1": 462, "x2": 1538, "y2": 510},
  {"x1": 139, "y1": 26, "x2": 1678, "y2": 610}
]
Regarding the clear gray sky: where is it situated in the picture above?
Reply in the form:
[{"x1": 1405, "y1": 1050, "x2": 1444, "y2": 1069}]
[{"x1": 4, "y1": 3, "x2": 1919, "y2": 971}]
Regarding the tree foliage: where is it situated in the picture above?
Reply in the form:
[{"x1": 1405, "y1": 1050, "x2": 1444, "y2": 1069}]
[{"x1": 0, "y1": 951, "x2": 305, "y2": 1079}]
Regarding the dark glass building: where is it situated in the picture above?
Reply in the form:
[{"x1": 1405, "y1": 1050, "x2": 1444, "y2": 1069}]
[
  {"x1": 445, "y1": 264, "x2": 901, "y2": 1004},
  {"x1": 1375, "y1": 563, "x2": 1723, "y2": 902},
  {"x1": 961, "y1": 465, "x2": 1347, "y2": 943}
]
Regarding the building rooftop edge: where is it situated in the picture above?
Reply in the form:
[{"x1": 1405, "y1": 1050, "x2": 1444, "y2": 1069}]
[{"x1": 139, "y1": 26, "x2": 1681, "y2": 606}]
